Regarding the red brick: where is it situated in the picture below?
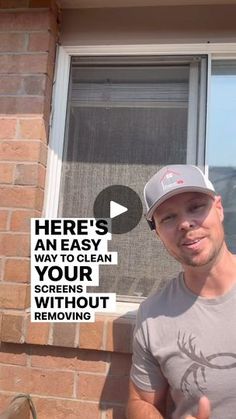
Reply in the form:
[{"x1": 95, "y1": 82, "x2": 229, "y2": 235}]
[
  {"x1": 45, "y1": 73, "x2": 53, "y2": 103},
  {"x1": 0, "y1": 141, "x2": 46, "y2": 163},
  {"x1": 0, "y1": 11, "x2": 53, "y2": 31},
  {"x1": 1, "y1": 313, "x2": 24, "y2": 343},
  {"x1": 36, "y1": 187, "x2": 44, "y2": 211},
  {"x1": 5, "y1": 258, "x2": 30, "y2": 282},
  {"x1": 33, "y1": 398, "x2": 101, "y2": 419},
  {"x1": 0, "y1": 283, "x2": 28, "y2": 309},
  {"x1": 0, "y1": 163, "x2": 14, "y2": 184},
  {"x1": 0, "y1": 141, "x2": 38, "y2": 161},
  {"x1": 0, "y1": 119, "x2": 17, "y2": 139},
  {"x1": 14, "y1": 163, "x2": 38, "y2": 186},
  {"x1": 25, "y1": 284, "x2": 30, "y2": 308},
  {"x1": 0, "y1": 54, "x2": 48, "y2": 74},
  {"x1": 0, "y1": 33, "x2": 26, "y2": 52},
  {"x1": 0, "y1": 365, "x2": 29, "y2": 392},
  {"x1": 0, "y1": 233, "x2": 30, "y2": 257},
  {"x1": 106, "y1": 317, "x2": 135, "y2": 353},
  {"x1": 26, "y1": 319, "x2": 50, "y2": 345},
  {"x1": 0, "y1": 97, "x2": 45, "y2": 114},
  {"x1": 0, "y1": 394, "x2": 12, "y2": 413},
  {"x1": 31, "y1": 346, "x2": 108, "y2": 373},
  {"x1": 40, "y1": 143, "x2": 48, "y2": 166},
  {"x1": 109, "y1": 353, "x2": 132, "y2": 376},
  {"x1": 38, "y1": 165, "x2": 46, "y2": 188},
  {"x1": 31, "y1": 346, "x2": 78, "y2": 370},
  {"x1": 74, "y1": 350, "x2": 108, "y2": 373},
  {"x1": 31, "y1": 368, "x2": 74, "y2": 397},
  {"x1": 79, "y1": 319, "x2": 104, "y2": 350},
  {"x1": 43, "y1": 88, "x2": 52, "y2": 125},
  {"x1": 28, "y1": 32, "x2": 51, "y2": 52},
  {"x1": 52, "y1": 323, "x2": 76, "y2": 348},
  {"x1": 0, "y1": 343, "x2": 27, "y2": 366},
  {"x1": 18, "y1": 118, "x2": 46, "y2": 141},
  {"x1": 0, "y1": 365, "x2": 74, "y2": 397},
  {"x1": 10, "y1": 209, "x2": 39, "y2": 232},
  {"x1": 23, "y1": 75, "x2": 47, "y2": 96},
  {"x1": 77, "y1": 373, "x2": 130, "y2": 403},
  {"x1": 77, "y1": 373, "x2": 106, "y2": 401},
  {"x1": 0, "y1": 187, "x2": 40, "y2": 209},
  {"x1": 0, "y1": 258, "x2": 3, "y2": 280},
  {"x1": 0, "y1": 210, "x2": 9, "y2": 230},
  {"x1": 0, "y1": 76, "x2": 22, "y2": 95}
]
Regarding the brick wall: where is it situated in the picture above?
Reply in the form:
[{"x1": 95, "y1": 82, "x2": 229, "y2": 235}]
[
  {"x1": 0, "y1": 342, "x2": 131, "y2": 419},
  {"x1": 0, "y1": 310, "x2": 133, "y2": 418},
  {"x1": 0, "y1": 317, "x2": 133, "y2": 418},
  {"x1": 0, "y1": 2, "x2": 133, "y2": 418},
  {"x1": 0, "y1": 0, "x2": 58, "y2": 310}
]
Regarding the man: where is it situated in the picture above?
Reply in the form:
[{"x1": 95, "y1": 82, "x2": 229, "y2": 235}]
[{"x1": 127, "y1": 165, "x2": 236, "y2": 419}]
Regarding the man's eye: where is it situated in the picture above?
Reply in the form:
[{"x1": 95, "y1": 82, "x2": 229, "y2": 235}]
[
  {"x1": 161, "y1": 214, "x2": 175, "y2": 223},
  {"x1": 190, "y1": 203, "x2": 205, "y2": 212}
]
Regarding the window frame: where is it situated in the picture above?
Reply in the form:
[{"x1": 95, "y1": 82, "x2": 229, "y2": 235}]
[{"x1": 43, "y1": 43, "x2": 236, "y2": 315}]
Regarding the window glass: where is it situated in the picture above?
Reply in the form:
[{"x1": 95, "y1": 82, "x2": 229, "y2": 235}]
[
  {"x1": 207, "y1": 60, "x2": 236, "y2": 253},
  {"x1": 59, "y1": 56, "x2": 205, "y2": 300}
]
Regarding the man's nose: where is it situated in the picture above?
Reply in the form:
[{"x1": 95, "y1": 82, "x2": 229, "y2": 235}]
[{"x1": 177, "y1": 214, "x2": 196, "y2": 231}]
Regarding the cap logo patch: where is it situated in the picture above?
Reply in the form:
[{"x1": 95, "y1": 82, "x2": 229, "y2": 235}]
[{"x1": 161, "y1": 169, "x2": 184, "y2": 191}]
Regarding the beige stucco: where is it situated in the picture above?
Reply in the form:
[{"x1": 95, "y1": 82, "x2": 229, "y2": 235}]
[
  {"x1": 59, "y1": 0, "x2": 236, "y2": 8},
  {"x1": 60, "y1": 4, "x2": 236, "y2": 45}
]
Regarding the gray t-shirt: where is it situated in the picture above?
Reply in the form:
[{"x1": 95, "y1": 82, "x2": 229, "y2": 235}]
[{"x1": 130, "y1": 273, "x2": 236, "y2": 418}]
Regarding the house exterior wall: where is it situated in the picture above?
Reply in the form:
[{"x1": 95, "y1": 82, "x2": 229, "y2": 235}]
[
  {"x1": 0, "y1": 4, "x2": 132, "y2": 418},
  {"x1": 0, "y1": 0, "x2": 56, "y2": 314},
  {"x1": 61, "y1": 4, "x2": 236, "y2": 45},
  {"x1": 0, "y1": 2, "x2": 235, "y2": 419}
]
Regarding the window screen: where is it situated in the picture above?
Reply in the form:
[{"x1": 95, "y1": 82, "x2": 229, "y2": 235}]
[{"x1": 58, "y1": 56, "x2": 206, "y2": 300}]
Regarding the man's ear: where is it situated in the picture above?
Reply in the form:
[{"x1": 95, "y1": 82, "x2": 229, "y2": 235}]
[
  {"x1": 147, "y1": 219, "x2": 156, "y2": 231},
  {"x1": 215, "y1": 195, "x2": 224, "y2": 222},
  {"x1": 146, "y1": 218, "x2": 160, "y2": 237}
]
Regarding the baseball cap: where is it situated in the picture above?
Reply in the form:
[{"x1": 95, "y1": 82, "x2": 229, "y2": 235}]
[{"x1": 144, "y1": 165, "x2": 216, "y2": 221}]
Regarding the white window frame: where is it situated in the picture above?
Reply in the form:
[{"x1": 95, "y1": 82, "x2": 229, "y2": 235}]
[{"x1": 43, "y1": 43, "x2": 236, "y2": 315}]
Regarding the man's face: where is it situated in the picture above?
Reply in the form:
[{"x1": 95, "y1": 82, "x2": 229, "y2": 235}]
[{"x1": 153, "y1": 192, "x2": 225, "y2": 268}]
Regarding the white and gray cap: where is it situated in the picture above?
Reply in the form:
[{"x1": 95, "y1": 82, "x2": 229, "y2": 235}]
[{"x1": 144, "y1": 165, "x2": 216, "y2": 221}]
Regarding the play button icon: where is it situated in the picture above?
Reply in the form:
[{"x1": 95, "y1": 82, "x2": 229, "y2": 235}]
[
  {"x1": 110, "y1": 201, "x2": 128, "y2": 219},
  {"x1": 93, "y1": 185, "x2": 143, "y2": 234}
]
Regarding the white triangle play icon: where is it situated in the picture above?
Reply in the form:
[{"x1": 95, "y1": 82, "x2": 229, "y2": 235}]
[{"x1": 110, "y1": 200, "x2": 128, "y2": 219}]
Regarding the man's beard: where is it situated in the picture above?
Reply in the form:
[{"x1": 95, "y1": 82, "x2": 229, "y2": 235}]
[{"x1": 164, "y1": 235, "x2": 225, "y2": 268}]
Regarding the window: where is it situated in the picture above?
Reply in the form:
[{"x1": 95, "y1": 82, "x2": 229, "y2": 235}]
[
  {"x1": 56, "y1": 55, "x2": 207, "y2": 301},
  {"x1": 207, "y1": 60, "x2": 236, "y2": 253}
]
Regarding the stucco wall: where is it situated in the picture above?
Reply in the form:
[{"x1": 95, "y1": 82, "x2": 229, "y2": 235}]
[{"x1": 61, "y1": 4, "x2": 236, "y2": 45}]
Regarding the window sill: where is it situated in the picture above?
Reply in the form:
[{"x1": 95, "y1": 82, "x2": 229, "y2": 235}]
[{"x1": 0, "y1": 309, "x2": 137, "y2": 354}]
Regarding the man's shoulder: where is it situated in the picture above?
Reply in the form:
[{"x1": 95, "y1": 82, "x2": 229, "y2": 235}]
[{"x1": 139, "y1": 274, "x2": 182, "y2": 319}]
